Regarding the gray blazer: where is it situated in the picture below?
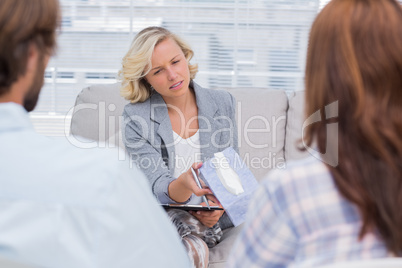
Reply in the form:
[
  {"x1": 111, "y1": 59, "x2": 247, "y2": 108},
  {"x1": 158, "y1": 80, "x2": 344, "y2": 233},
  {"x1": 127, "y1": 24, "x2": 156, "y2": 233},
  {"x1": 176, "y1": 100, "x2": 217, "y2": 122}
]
[{"x1": 122, "y1": 81, "x2": 238, "y2": 228}]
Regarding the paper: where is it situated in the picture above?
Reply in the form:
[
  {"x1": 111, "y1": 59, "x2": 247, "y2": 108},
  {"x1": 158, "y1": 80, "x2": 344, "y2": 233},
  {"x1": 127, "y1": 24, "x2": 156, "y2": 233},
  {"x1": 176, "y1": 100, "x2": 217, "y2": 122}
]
[
  {"x1": 213, "y1": 152, "x2": 244, "y2": 195},
  {"x1": 199, "y1": 147, "x2": 259, "y2": 226}
]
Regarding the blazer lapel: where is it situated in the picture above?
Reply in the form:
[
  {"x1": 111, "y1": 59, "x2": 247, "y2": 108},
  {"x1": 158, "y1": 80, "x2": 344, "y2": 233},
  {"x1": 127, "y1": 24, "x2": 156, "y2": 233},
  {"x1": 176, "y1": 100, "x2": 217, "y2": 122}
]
[
  {"x1": 193, "y1": 82, "x2": 225, "y2": 161},
  {"x1": 150, "y1": 93, "x2": 175, "y2": 171}
]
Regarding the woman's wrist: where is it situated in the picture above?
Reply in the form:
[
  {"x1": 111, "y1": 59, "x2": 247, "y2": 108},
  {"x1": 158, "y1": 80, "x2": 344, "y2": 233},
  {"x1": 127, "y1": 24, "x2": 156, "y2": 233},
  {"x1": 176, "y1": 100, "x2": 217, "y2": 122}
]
[{"x1": 168, "y1": 177, "x2": 193, "y2": 203}]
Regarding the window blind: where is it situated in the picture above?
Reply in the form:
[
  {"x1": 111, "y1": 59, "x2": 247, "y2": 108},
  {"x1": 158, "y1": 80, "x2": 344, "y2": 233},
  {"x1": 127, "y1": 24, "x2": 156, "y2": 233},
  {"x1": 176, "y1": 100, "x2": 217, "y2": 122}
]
[{"x1": 31, "y1": 0, "x2": 327, "y2": 136}]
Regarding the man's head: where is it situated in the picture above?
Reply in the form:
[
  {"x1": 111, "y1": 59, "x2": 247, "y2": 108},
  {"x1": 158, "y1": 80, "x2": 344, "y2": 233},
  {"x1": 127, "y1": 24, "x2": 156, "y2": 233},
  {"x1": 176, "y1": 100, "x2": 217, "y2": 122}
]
[{"x1": 0, "y1": 0, "x2": 60, "y2": 111}]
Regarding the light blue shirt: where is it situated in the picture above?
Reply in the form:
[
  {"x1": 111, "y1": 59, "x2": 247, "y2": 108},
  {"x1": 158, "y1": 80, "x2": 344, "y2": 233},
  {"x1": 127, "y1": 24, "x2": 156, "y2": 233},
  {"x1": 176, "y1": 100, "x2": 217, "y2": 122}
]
[{"x1": 0, "y1": 103, "x2": 190, "y2": 268}]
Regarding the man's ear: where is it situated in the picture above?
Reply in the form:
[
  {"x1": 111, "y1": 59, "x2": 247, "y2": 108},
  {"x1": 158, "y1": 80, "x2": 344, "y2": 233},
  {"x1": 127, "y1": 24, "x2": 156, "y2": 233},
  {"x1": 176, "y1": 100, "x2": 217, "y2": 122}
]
[{"x1": 26, "y1": 43, "x2": 39, "y2": 72}]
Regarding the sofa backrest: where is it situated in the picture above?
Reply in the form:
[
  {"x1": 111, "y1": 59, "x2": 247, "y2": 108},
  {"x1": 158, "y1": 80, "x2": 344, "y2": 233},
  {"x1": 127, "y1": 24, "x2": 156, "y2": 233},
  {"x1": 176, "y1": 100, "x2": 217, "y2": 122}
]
[
  {"x1": 70, "y1": 83, "x2": 308, "y2": 181},
  {"x1": 222, "y1": 87, "x2": 288, "y2": 180}
]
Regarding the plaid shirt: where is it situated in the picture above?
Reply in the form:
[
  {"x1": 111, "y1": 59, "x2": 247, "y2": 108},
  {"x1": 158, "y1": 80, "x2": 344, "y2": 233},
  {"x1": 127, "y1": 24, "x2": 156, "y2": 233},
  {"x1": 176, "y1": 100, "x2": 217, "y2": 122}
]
[{"x1": 227, "y1": 156, "x2": 389, "y2": 268}]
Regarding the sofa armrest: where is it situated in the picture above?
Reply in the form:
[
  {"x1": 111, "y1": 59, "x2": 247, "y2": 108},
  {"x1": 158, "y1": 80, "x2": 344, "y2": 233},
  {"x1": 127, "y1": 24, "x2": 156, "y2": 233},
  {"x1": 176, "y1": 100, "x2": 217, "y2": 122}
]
[
  {"x1": 70, "y1": 83, "x2": 128, "y2": 148},
  {"x1": 285, "y1": 90, "x2": 309, "y2": 161}
]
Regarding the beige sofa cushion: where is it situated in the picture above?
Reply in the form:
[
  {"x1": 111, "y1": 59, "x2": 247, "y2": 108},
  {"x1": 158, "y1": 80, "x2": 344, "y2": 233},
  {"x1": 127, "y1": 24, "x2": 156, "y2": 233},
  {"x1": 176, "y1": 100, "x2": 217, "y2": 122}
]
[
  {"x1": 225, "y1": 88, "x2": 288, "y2": 181},
  {"x1": 209, "y1": 224, "x2": 244, "y2": 268}
]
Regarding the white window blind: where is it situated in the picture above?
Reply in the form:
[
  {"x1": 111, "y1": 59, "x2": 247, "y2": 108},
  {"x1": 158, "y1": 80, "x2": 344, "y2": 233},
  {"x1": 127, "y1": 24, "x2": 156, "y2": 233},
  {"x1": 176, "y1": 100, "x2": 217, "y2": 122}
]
[{"x1": 31, "y1": 0, "x2": 326, "y2": 136}]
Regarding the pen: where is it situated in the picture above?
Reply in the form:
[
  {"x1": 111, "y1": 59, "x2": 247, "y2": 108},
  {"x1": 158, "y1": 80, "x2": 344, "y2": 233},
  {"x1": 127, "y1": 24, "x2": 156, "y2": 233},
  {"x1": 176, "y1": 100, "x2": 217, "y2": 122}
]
[{"x1": 190, "y1": 167, "x2": 211, "y2": 210}]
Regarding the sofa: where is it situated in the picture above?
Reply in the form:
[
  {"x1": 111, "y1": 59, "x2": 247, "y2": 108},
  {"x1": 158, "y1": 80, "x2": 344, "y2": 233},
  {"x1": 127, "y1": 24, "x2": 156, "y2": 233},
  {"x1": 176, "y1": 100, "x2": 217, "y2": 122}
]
[{"x1": 70, "y1": 83, "x2": 308, "y2": 267}]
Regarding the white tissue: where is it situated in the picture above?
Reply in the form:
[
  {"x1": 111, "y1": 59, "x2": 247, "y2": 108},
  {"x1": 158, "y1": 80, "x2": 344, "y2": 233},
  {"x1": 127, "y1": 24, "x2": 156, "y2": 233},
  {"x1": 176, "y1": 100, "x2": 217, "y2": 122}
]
[{"x1": 213, "y1": 152, "x2": 244, "y2": 195}]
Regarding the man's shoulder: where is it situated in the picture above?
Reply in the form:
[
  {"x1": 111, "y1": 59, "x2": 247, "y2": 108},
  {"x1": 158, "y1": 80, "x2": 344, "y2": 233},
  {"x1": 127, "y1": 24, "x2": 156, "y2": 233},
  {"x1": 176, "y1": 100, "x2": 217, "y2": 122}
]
[
  {"x1": 1, "y1": 134, "x2": 139, "y2": 208},
  {"x1": 54, "y1": 140, "x2": 134, "y2": 187}
]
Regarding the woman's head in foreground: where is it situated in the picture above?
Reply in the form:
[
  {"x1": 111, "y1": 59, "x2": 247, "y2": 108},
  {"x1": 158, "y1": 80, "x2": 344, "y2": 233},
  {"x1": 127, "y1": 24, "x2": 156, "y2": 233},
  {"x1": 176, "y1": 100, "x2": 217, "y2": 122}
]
[{"x1": 305, "y1": 0, "x2": 402, "y2": 255}]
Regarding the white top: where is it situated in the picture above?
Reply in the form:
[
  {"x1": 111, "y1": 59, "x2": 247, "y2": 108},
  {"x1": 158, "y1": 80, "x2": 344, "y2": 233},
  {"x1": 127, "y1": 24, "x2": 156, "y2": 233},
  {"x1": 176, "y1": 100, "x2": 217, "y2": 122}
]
[
  {"x1": 173, "y1": 130, "x2": 203, "y2": 205},
  {"x1": 0, "y1": 103, "x2": 190, "y2": 268}
]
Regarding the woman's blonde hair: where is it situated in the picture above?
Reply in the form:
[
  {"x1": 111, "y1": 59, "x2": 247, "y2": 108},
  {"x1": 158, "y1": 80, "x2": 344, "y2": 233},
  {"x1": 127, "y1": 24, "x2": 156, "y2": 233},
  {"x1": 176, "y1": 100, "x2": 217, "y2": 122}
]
[{"x1": 118, "y1": 26, "x2": 198, "y2": 103}]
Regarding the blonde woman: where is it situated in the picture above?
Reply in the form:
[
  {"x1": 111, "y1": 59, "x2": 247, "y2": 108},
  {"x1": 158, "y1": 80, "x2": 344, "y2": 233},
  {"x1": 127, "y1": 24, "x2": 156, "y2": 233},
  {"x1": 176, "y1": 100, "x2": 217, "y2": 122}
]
[{"x1": 119, "y1": 26, "x2": 238, "y2": 268}]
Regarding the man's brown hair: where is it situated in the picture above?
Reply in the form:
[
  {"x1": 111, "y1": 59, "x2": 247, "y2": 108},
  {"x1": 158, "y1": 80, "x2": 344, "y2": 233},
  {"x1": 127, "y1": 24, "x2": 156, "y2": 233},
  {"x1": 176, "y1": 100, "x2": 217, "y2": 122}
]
[{"x1": 0, "y1": 0, "x2": 60, "y2": 95}]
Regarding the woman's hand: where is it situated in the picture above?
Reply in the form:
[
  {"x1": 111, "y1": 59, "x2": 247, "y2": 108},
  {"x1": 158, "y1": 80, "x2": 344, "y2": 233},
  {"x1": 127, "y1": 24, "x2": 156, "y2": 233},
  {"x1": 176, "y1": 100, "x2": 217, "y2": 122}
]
[
  {"x1": 190, "y1": 195, "x2": 225, "y2": 228},
  {"x1": 168, "y1": 162, "x2": 212, "y2": 203}
]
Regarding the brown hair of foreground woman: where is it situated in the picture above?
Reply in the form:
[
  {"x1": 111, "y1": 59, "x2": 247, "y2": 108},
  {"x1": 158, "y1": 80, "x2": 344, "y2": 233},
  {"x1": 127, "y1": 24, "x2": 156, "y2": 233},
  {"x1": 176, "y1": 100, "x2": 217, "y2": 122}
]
[{"x1": 304, "y1": 0, "x2": 402, "y2": 255}]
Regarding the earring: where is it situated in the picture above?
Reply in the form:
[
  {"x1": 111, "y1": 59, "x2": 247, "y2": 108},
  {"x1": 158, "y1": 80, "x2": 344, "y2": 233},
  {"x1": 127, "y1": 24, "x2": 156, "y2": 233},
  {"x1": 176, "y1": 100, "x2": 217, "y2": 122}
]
[{"x1": 150, "y1": 85, "x2": 155, "y2": 91}]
